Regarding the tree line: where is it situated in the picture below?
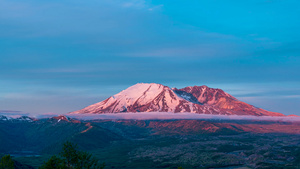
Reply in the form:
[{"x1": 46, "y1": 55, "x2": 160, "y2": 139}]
[
  {"x1": 1, "y1": 142, "x2": 187, "y2": 169},
  {"x1": 0, "y1": 141, "x2": 105, "y2": 169}
]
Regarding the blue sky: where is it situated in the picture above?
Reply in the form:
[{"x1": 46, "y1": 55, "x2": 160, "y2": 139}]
[{"x1": 0, "y1": 0, "x2": 299, "y2": 115}]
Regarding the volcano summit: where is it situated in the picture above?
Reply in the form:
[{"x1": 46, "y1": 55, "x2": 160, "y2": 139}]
[{"x1": 70, "y1": 83, "x2": 284, "y2": 116}]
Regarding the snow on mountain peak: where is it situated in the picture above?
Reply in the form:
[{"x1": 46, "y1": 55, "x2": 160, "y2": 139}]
[
  {"x1": 52, "y1": 115, "x2": 70, "y2": 122},
  {"x1": 70, "y1": 83, "x2": 191, "y2": 114},
  {"x1": 115, "y1": 83, "x2": 164, "y2": 102},
  {"x1": 16, "y1": 116, "x2": 35, "y2": 122},
  {"x1": 0, "y1": 115, "x2": 10, "y2": 121},
  {"x1": 49, "y1": 115, "x2": 81, "y2": 123},
  {"x1": 0, "y1": 115, "x2": 35, "y2": 122},
  {"x1": 69, "y1": 83, "x2": 285, "y2": 116}
]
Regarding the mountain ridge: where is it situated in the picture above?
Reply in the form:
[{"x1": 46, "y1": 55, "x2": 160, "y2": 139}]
[{"x1": 69, "y1": 83, "x2": 284, "y2": 116}]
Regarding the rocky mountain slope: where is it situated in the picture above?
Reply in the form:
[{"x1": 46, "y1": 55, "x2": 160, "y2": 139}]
[{"x1": 70, "y1": 83, "x2": 284, "y2": 116}]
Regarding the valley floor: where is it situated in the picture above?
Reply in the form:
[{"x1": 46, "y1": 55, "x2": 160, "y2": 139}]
[{"x1": 2, "y1": 118, "x2": 300, "y2": 168}]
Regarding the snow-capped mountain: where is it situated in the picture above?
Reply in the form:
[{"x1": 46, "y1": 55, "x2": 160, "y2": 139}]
[
  {"x1": 48, "y1": 115, "x2": 81, "y2": 123},
  {"x1": 0, "y1": 115, "x2": 12, "y2": 121},
  {"x1": 0, "y1": 115, "x2": 36, "y2": 122},
  {"x1": 15, "y1": 116, "x2": 36, "y2": 122},
  {"x1": 70, "y1": 83, "x2": 284, "y2": 116}
]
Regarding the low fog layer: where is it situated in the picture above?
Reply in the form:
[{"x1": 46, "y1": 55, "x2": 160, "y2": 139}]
[
  {"x1": 2, "y1": 111, "x2": 300, "y2": 122},
  {"x1": 68, "y1": 112, "x2": 300, "y2": 122}
]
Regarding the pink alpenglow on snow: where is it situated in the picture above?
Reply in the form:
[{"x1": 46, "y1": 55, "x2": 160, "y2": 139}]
[{"x1": 69, "y1": 83, "x2": 285, "y2": 116}]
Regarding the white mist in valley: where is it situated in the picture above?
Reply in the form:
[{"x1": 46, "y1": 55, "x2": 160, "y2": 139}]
[{"x1": 68, "y1": 112, "x2": 300, "y2": 122}]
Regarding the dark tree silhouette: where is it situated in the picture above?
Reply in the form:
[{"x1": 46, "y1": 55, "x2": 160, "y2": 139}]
[
  {"x1": 39, "y1": 155, "x2": 65, "y2": 169},
  {"x1": 40, "y1": 141, "x2": 105, "y2": 169},
  {"x1": 0, "y1": 155, "x2": 14, "y2": 169},
  {"x1": 60, "y1": 141, "x2": 78, "y2": 168}
]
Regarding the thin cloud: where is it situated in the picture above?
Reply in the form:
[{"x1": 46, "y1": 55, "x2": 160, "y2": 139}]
[
  {"x1": 68, "y1": 112, "x2": 300, "y2": 122},
  {"x1": 36, "y1": 112, "x2": 62, "y2": 119},
  {"x1": 0, "y1": 110, "x2": 30, "y2": 118}
]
